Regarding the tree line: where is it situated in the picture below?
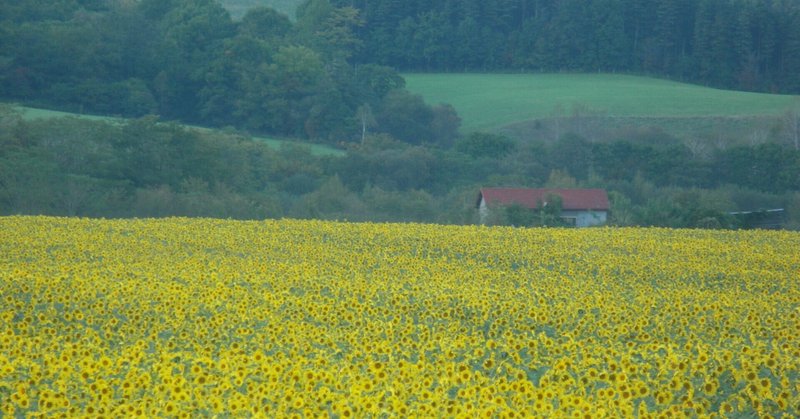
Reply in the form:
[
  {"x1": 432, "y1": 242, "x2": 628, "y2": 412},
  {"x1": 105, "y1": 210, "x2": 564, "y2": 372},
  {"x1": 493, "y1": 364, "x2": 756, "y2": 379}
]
[
  {"x1": 0, "y1": 0, "x2": 459, "y2": 144},
  {"x1": 2, "y1": 107, "x2": 797, "y2": 228},
  {"x1": 334, "y1": 0, "x2": 800, "y2": 93}
]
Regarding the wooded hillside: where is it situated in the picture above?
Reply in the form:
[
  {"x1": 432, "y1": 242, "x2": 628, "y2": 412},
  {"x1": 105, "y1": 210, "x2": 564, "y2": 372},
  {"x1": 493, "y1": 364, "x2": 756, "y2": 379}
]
[
  {"x1": 0, "y1": 0, "x2": 458, "y2": 145},
  {"x1": 334, "y1": 0, "x2": 800, "y2": 94},
  {"x1": 1, "y1": 0, "x2": 799, "y2": 228}
]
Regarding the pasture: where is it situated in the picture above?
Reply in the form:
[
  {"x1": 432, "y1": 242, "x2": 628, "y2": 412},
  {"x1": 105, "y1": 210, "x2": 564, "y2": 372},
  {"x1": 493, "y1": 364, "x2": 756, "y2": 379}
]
[
  {"x1": 403, "y1": 73, "x2": 800, "y2": 133},
  {"x1": 13, "y1": 106, "x2": 125, "y2": 124},
  {"x1": 9, "y1": 104, "x2": 344, "y2": 157},
  {"x1": 218, "y1": 0, "x2": 304, "y2": 19},
  {"x1": 1, "y1": 216, "x2": 798, "y2": 417}
]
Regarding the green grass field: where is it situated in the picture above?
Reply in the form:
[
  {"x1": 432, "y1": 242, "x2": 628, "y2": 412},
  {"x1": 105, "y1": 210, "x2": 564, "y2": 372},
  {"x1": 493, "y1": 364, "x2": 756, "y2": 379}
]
[
  {"x1": 218, "y1": 0, "x2": 304, "y2": 19},
  {"x1": 404, "y1": 73, "x2": 800, "y2": 132},
  {"x1": 185, "y1": 126, "x2": 345, "y2": 157},
  {"x1": 14, "y1": 106, "x2": 125, "y2": 123},
  {"x1": 9, "y1": 104, "x2": 344, "y2": 157},
  {"x1": 9, "y1": 73, "x2": 799, "y2": 149}
]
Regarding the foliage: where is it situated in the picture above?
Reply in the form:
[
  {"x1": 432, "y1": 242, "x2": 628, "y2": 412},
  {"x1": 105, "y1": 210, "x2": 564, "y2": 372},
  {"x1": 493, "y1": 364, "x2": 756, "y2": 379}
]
[
  {"x1": 0, "y1": 0, "x2": 444, "y2": 145},
  {"x1": 455, "y1": 132, "x2": 516, "y2": 159},
  {"x1": 502, "y1": 203, "x2": 537, "y2": 227},
  {"x1": 1, "y1": 217, "x2": 799, "y2": 416},
  {"x1": 334, "y1": 0, "x2": 800, "y2": 94},
  {"x1": 501, "y1": 194, "x2": 567, "y2": 228},
  {"x1": 2, "y1": 107, "x2": 798, "y2": 228}
]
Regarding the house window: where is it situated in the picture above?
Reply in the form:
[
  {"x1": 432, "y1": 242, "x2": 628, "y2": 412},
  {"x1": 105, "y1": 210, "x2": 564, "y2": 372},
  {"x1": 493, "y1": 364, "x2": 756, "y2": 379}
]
[{"x1": 561, "y1": 217, "x2": 577, "y2": 226}]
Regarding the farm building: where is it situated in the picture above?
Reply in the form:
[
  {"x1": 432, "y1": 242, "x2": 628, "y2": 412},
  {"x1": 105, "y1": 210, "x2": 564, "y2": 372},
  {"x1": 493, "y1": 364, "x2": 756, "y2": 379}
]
[{"x1": 477, "y1": 188, "x2": 610, "y2": 227}]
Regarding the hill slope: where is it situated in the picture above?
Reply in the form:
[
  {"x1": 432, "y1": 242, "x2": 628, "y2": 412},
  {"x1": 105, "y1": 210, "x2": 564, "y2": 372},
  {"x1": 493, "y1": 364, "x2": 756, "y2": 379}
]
[
  {"x1": 10, "y1": 104, "x2": 344, "y2": 157},
  {"x1": 403, "y1": 73, "x2": 799, "y2": 133}
]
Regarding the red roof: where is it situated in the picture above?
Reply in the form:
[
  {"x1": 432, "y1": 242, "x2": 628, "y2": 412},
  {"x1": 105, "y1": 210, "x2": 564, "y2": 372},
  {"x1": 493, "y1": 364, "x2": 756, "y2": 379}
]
[{"x1": 478, "y1": 188, "x2": 610, "y2": 211}]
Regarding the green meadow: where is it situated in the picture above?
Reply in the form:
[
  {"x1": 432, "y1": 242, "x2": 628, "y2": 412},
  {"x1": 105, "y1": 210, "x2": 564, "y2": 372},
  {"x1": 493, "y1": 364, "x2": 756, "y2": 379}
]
[
  {"x1": 14, "y1": 106, "x2": 124, "y2": 123},
  {"x1": 9, "y1": 72, "x2": 799, "y2": 148},
  {"x1": 9, "y1": 104, "x2": 344, "y2": 157},
  {"x1": 404, "y1": 73, "x2": 800, "y2": 132},
  {"x1": 218, "y1": 0, "x2": 304, "y2": 19}
]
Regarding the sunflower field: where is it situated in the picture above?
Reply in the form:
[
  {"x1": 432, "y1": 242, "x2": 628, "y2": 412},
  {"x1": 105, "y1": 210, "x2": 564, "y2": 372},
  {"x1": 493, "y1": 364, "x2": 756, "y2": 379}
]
[{"x1": 1, "y1": 216, "x2": 798, "y2": 418}]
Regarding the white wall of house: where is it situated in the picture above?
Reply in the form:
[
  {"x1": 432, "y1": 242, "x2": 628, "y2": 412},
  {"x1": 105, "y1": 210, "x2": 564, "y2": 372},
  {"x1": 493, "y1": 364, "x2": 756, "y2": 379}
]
[
  {"x1": 479, "y1": 197, "x2": 607, "y2": 227},
  {"x1": 478, "y1": 198, "x2": 490, "y2": 224}
]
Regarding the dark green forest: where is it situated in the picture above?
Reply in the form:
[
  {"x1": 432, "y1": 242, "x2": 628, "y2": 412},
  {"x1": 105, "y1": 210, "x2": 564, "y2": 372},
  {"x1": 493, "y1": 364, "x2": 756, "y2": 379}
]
[
  {"x1": 1, "y1": 0, "x2": 799, "y2": 228},
  {"x1": 0, "y1": 0, "x2": 458, "y2": 144},
  {"x1": 4, "y1": 0, "x2": 800, "y2": 137},
  {"x1": 337, "y1": 0, "x2": 800, "y2": 94}
]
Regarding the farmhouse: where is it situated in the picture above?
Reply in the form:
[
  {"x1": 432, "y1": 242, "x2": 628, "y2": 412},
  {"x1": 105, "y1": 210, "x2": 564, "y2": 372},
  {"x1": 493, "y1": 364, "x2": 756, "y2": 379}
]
[{"x1": 477, "y1": 188, "x2": 610, "y2": 227}]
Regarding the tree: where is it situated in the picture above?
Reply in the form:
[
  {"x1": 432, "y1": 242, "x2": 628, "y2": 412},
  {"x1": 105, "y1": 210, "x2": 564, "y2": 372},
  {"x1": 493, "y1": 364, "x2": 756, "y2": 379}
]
[
  {"x1": 548, "y1": 133, "x2": 591, "y2": 180},
  {"x1": 295, "y1": 0, "x2": 334, "y2": 39},
  {"x1": 299, "y1": 175, "x2": 365, "y2": 219},
  {"x1": 315, "y1": 6, "x2": 364, "y2": 62},
  {"x1": 504, "y1": 202, "x2": 536, "y2": 227},
  {"x1": 429, "y1": 104, "x2": 461, "y2": 148},
  {"x1": 356, "y1": 103, "x2": 376, "y2": 144},
  {"x1": 375, "y1": 90, "x2": 434, "y2": 144},
  {"x1": 608, "y1": 190, "x2": 635, "y2": 225},
  {"x1": 538, "y1": 192, "x2": 564, "y2": 227},
  {"x1": 354, "y1": 64, "x2": 405, "y2": 102},
  {"x1": 455, "y1": 132, "x2": 515, "y2": 159},
  {"x1": 713, "y1": 143, "x2": 799, "y2": 193},
  {"x1": 783, "y1": 103, "x2": 800, "y2": 150},
  {"x1": 414, "y1": 11, "x2": 451, "y2": 70},
  {"x1": 591, "y1": 0, "x2": 627, "y2": 70},
  {"x1": 239, "y1": 7, "x2": 292, "y2": 40},
  {"x1": 454, "y1": 16, "x2": 485, "y2": 70},
  {"x1": 151, "y1": 0, "x2": 235, "y2": 120},
  {"x1": 544, "y1": 169, "x2": 578, "y2": 188},
  {"x1": 236, "y1": 45, "x2": 327, "y2": 136}
]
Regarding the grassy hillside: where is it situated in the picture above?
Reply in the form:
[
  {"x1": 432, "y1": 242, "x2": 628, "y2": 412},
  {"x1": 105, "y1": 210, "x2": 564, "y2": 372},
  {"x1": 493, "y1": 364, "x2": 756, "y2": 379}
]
[
  {"x1": 218, "y1": 0, "x2": 305, "y2": 19},
  {"x1": 11, "y1": 104, "x2": 344, "y2": 157},
  {"x1": 404, "y1": 73, "x2": 799, "y2": 133},
  {"x1": 15, "y1": 106, "x2": 124, "y2": 123}
]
